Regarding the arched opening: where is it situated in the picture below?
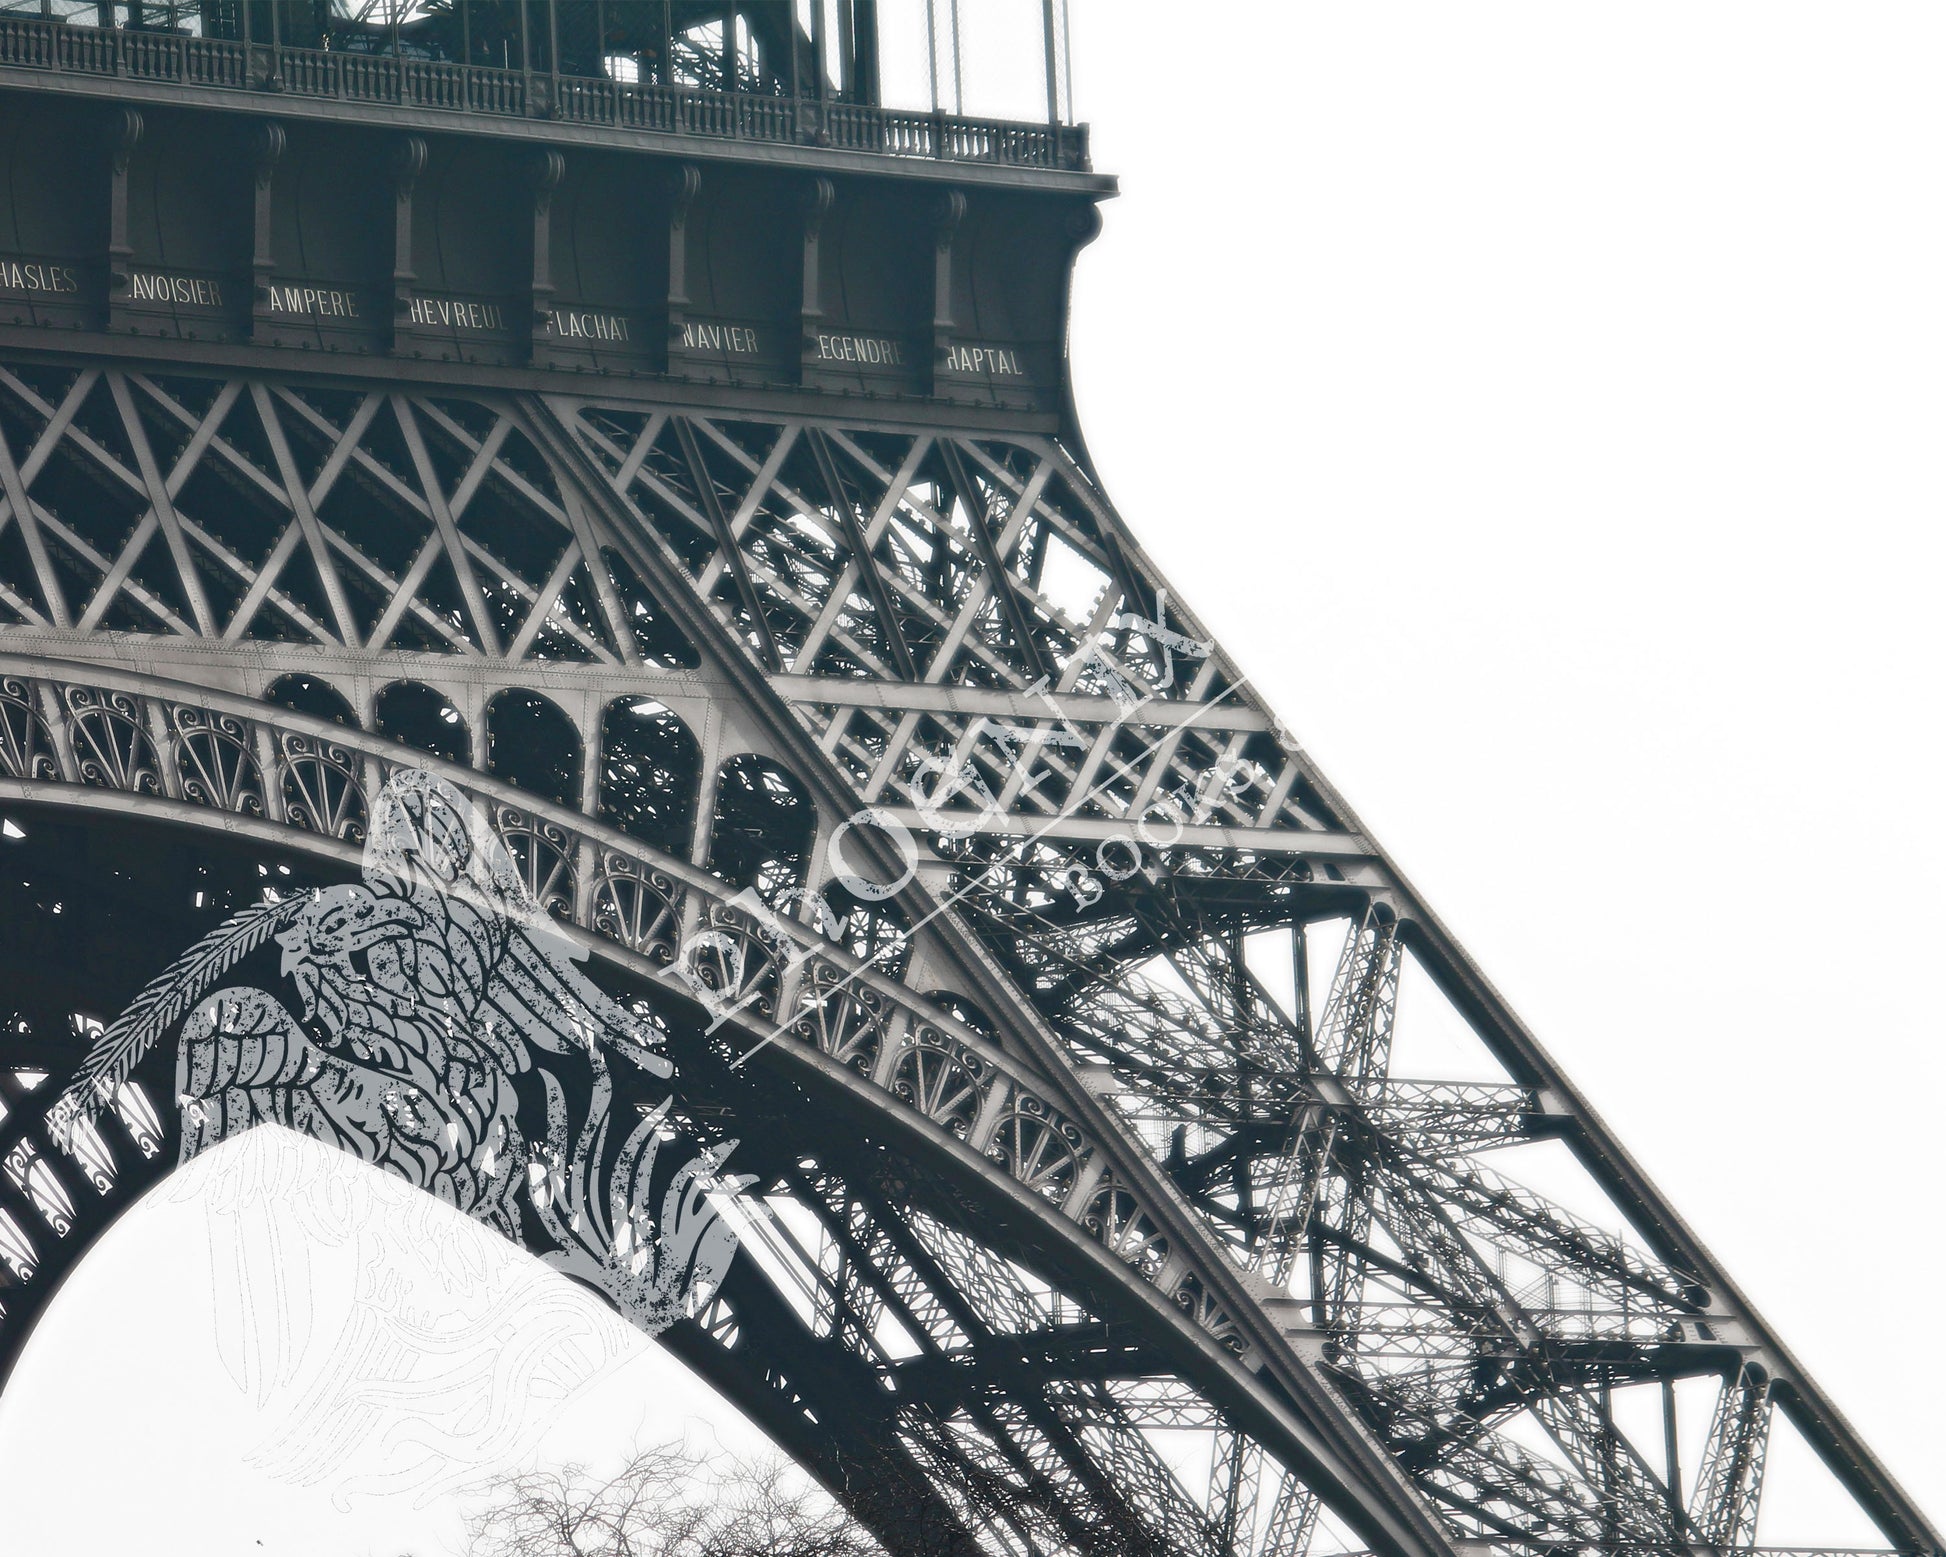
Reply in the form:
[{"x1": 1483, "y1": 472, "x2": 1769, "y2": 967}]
[
  {"x1": 486, "y1": 689, "x2": 582, "y2": 811},
  {"x1": 824, "y1": 887, "x2": 913, "y2": 980},
  {"x1": 374, "y1": 680, "x2": 469, "y2": 766},
  {"x1": 706, "y1": 754, "x2": 814, "y2": 899},
  {"x1": 263, "y1": 673, "x2": 356, "y2": 728},
  {"x1": 597, "y1": 698, "x2": 700, "y2": 858},
  {"x1": 0, "y1": 1124, "x2": 780, "y2": 1555}
]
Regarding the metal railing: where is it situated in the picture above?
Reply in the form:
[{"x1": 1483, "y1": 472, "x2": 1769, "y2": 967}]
[{"x1": 0, "y1": 14, "x2": 1090, "y2": 172}]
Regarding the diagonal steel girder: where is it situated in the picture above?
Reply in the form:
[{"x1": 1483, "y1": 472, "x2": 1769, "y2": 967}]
[
  {"x1": 528, "y1": 389, "x2": 1940, "y2": 1554},
  {"x1": 518, "y1": 390, "x2": 1466, "y2": 1557}
]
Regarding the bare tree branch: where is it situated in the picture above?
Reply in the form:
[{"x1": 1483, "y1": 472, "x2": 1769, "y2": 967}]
[{"x1": 465, "y1": 1438, "x2": 886, "y2": 1557}]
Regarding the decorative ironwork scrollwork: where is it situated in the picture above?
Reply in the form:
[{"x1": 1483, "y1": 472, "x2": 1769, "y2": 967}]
[
  {"x1": 53, "y1": 1110, "x2": 116, "y2": 1195},
  {"x1": 591, "y1": 851, "x2": 683, "y2": 963},
  {"x1": 985, "y1": 1093, "x2": 1086, "y2": 1204},
  {"x1": 63, "y1": 685, "x2": 160, "y2": 795},
  {"x1": 891, "y1": 1025, "x2": 989, "y2": 1140},
  {"x1": 493, "y1": 803, "x2": 577, "y2": 922},
  {"x1": 1172, "y1": 1272, "x2": 1248, "y2": 1355},
  {"x1": 170, "y1": 704, "x2": 266, "y2": 816},
  {"x1": 694, "y1": 901, "x2": 782, "y2": 1022},
  {"x1": 0, "y1": 676, "x2": 56, "y2": 781},
  {"x1": 0, "y1": 1206, "x2": 36, "y2": 1282},
  {"x1": 792, "y1": 963, "x2": 889, "y2": 1076},
  {"x1": 3, "y1": 1139, "x2": 75, "y2": 1236},
  {"x1": 278, "y1": 730, "x2": 368, "y2": 842},
  {"x1": 110, "y1": 1078, "x2": 165, "y2": 1160},
  {"x1": 1083, "y1": 1182, "x2": 1171, "y2": 1279}
]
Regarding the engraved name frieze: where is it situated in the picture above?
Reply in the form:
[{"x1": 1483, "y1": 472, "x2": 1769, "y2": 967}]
[
  {"x1": 815, "y1": 332, "x2": 906, "y2": 367},
  {"x1": 129, "y1": 270, "x2": 225, "y2": 308},
  {"x1": 682, "y1": 321, "x2": 764, "y2": 355},
  {"x1": 943, "y1": 343, "x2": 1025, "y2": 377},
  {"x1": 549, "y1": 308, "x2": 631, "y2": 343},
  {"x1": 408, "y1": 296, "x2": 508, "y2": 331},
  {"x1": 264, "y1": 283, "x2": 363, "y2": 320},
  {"x1": 0, "y1": 259, "x2": 81, "y2": 297}
]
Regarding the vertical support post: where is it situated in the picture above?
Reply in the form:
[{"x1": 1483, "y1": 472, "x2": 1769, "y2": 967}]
[
  {"x1": 547, "y1": 0, "x2": 559, "y2": 97},
  {"x1": 527, "y1": 148, "x2": 564, "y2": 363},
  {"x1": 927, "y1": 189, "x2": 964, "y2": 397},
  {"x1": 518, "y1": 0, "x2": 531, "y2": 76},
  {"x1": 810, "y1": 0, "x2": 827, "y2": 103},
  {"x1": 657, "y1": 0, "x2": 672, "y2": 86},
  {"x1": 663, "y1": 162, "x2": 700, "y2": 373},
  {"x1": 835, "y1": 0, "x2": 855, "y2": 102},
  {"x1": 786, "y1": 0, "x2": 800, "y2": 103},
  {"x1": 853, "y1": 0, "x2": 878, "y2": 106},
  {"x1": 925, "y1": 0, "x2": 938, "y2": 113},
  {"x1": 246, "y1": 120, "x2": 284, "y2": 343},
  {"x1": 103, "y1": 107, "x2": 142, "y2": 331},
  {"x1": 1663, "y1": 1376, "x2": 1684, "y2": 1525},
  {"x1": 797, "y1": 175, "x2": 833, "y2": 385},
  {"x1": 388, "y1": 134, "x2": 427, "y2": 354},
  {"x1": 948, "y1": 0, "x2": 961, "y2": 113},
  {"x1": 1041, "y1": 0, "x2": 1058, "y2": 125},
  {"x1": 460, "y1": 0, "x2": 471, "y2": 65},
  {"x1": 1062, "y1": 0, "x2": 1074, "y2": 129},
  {"x1": 720, "y1": 3, "x2": 735, "y2": 91}
]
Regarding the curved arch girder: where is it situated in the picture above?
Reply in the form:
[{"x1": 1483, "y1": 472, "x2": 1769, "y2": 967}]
[{"x1": 0, "y1": 684, "x2": 1418, "y2": 1557}]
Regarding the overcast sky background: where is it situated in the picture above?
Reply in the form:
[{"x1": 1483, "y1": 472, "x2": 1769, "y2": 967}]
[
  {"x1": 1067, "y1": 0, "x2": 1946, "y2": 1535},
  {"x1": 2, "y1": 4, "x2": 1942, "y2": 1552}
]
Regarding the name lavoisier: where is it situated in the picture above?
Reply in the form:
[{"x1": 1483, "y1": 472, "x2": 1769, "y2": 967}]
[{"x1": 130, "y1": 270, "x2": 224, "y2": 307}]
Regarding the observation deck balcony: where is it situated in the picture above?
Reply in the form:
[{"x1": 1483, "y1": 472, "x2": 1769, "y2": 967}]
[{"x1": 0, "y1": 12, "x2": 1092, "y2": 183}]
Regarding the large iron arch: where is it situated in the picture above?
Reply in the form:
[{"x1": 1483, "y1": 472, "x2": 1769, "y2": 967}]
[{"x1": 0, "y1": 664, "x2": 1436, "y2": 1557}]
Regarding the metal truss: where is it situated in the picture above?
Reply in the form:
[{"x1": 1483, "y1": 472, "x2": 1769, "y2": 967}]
[
  {"x1": 0, "y1": 707, "x2": 1308, "y2": 1557},
  {"x1": 536, "y1": 386, "x2": 1937, "y2": 1556},
  {"x1": 0, "y1": 357, "x2": 1934, "y2": 1557}
]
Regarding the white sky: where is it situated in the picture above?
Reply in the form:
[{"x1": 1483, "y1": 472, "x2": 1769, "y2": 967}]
[
  {"x1": 1, "y1": 3, "x2": 1941, "y2": 1550},
  {"x1": 1069, "y1": 0, "x2": 1946, "y2": 1534}
]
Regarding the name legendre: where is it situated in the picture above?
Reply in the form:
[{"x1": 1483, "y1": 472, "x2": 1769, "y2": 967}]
[{"x1": 816, "y1": 331, "x2": 905, "y2": 367}]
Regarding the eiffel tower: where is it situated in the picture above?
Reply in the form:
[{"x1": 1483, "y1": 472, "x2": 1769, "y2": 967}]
[{"x1": 0, "y1": 6, "x2": 1932, "y2": 1555}]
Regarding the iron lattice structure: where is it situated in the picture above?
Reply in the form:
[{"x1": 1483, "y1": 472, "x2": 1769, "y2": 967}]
[{"x1": 0, "y1": 9, "x2": 1933, "y2": 1557}]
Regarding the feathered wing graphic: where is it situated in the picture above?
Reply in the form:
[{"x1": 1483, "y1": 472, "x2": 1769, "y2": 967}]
[
  {"x1": 48, "y1": 896, "x2": 305, "y2": 1147},
  {"x1": 59, "y1": 767, "x2": 745, "y2": 1334}
]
